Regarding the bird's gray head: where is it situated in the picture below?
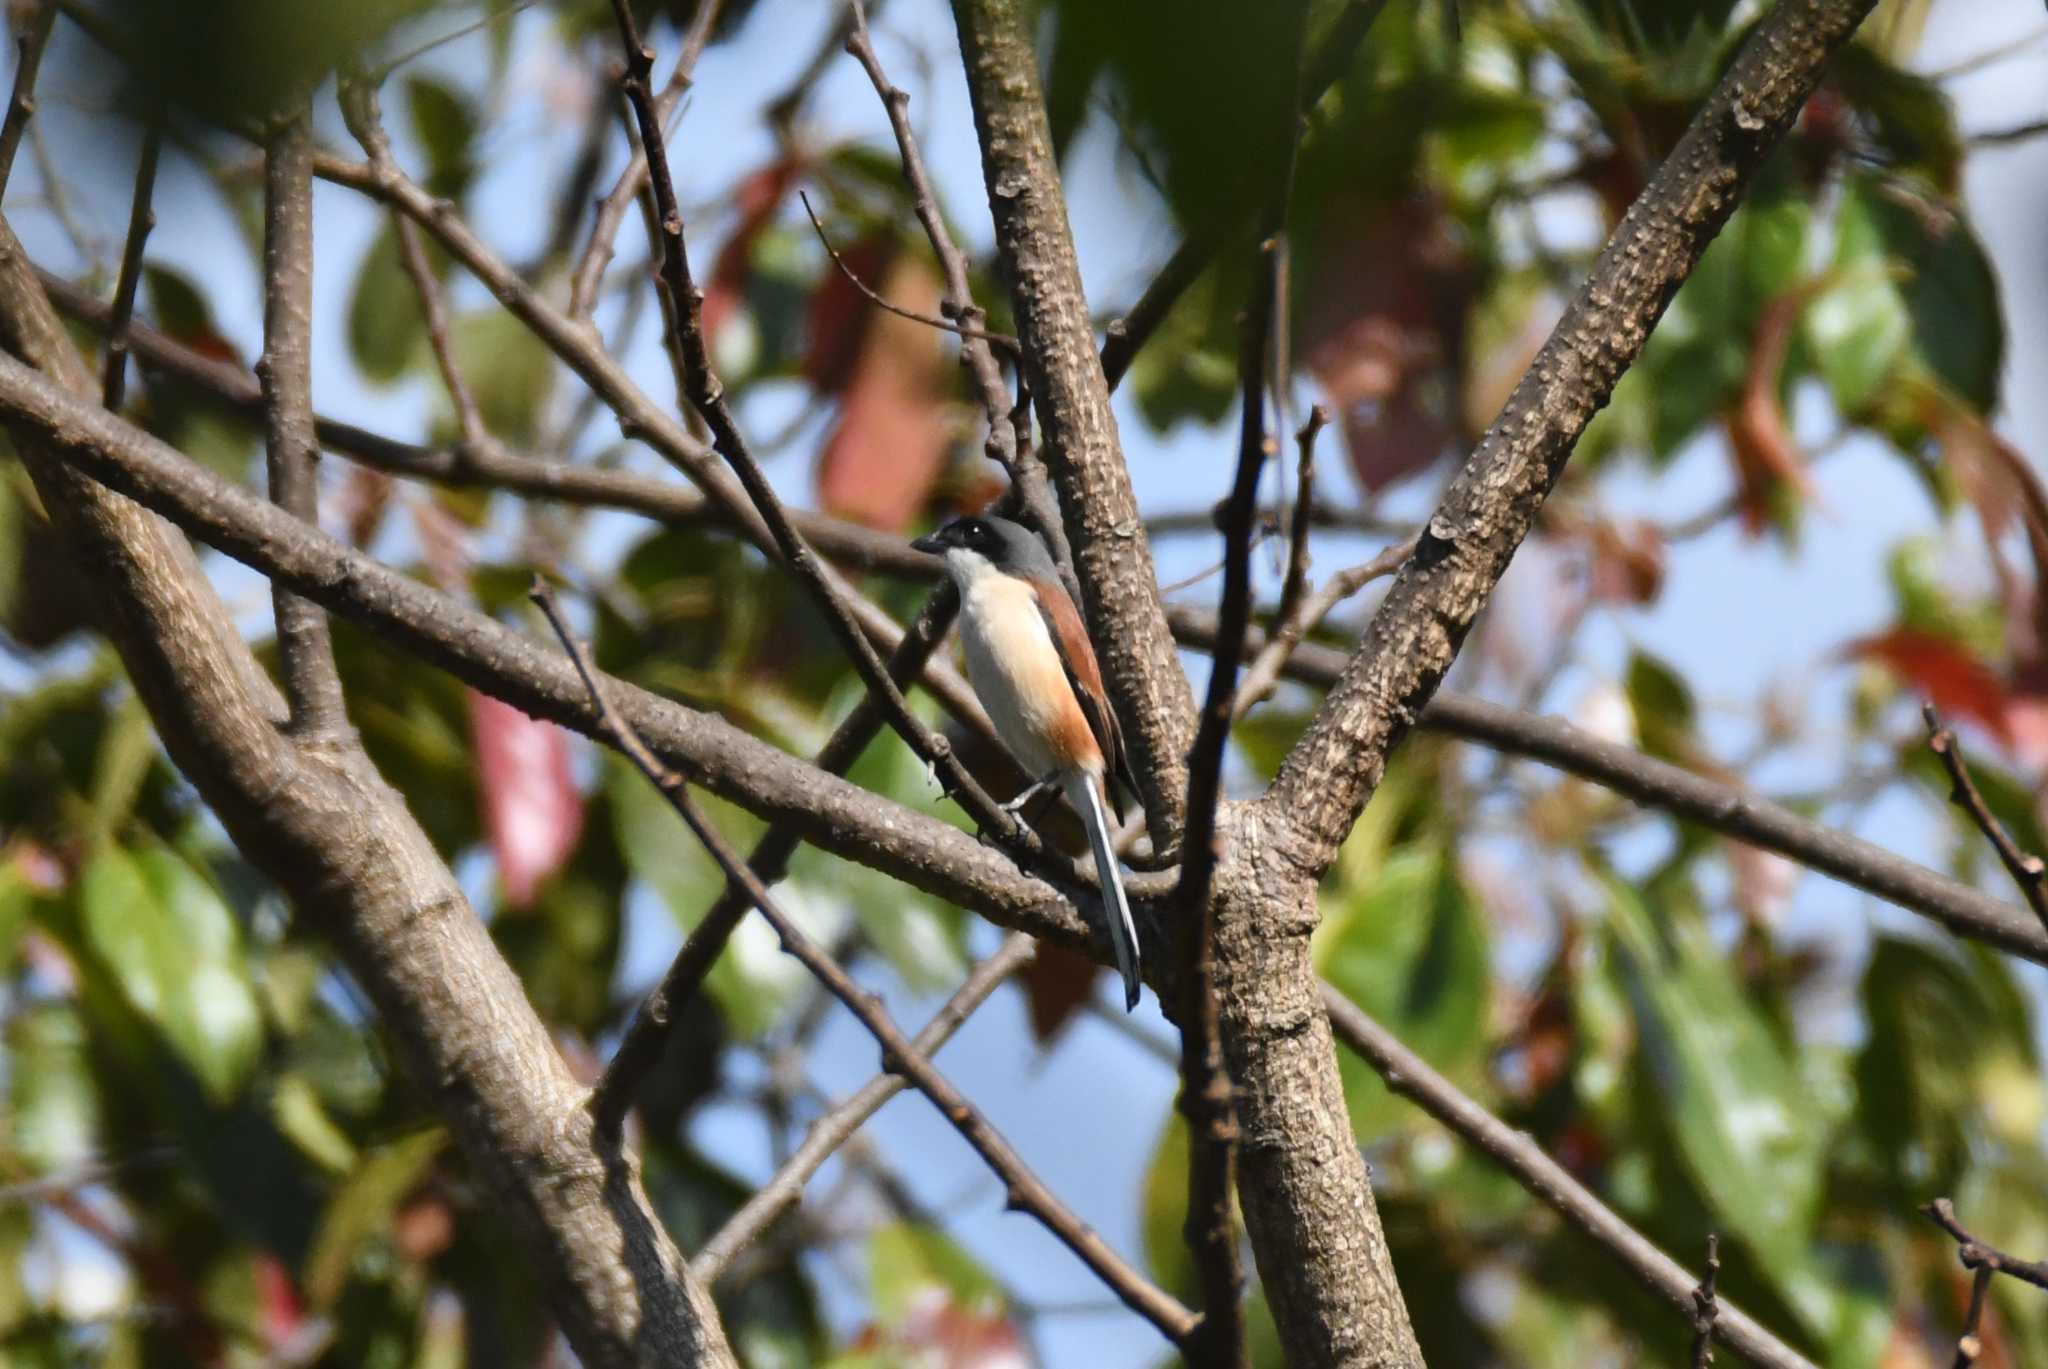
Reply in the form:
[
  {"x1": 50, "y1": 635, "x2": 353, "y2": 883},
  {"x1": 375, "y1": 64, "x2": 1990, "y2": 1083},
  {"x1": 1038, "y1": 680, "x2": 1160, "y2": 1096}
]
[{"x1": 911, "y1": 515, "x2": 1057, "y2": 582}]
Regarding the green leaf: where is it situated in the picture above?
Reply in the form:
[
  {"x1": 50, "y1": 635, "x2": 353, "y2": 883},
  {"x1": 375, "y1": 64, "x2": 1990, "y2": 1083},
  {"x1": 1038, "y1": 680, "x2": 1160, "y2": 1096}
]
[
  {"x1": 1316, "y1": 847, "x2": 1490, "y2": 1141},
  {"x1": 448, "y1": 308, "x2": 557, "y2": 445},
  {"x1": 867, "y1": 1221, "x2": 1002, "y2": 1323},
  {"x1": 6, "y1": 1001, "x2": 102, "y2": 1172},
  {"x1": 404, "y1": 76, "x2": 478, "y2": 199},
  {"x1": 303, "y1": 1128, "x2": 447, "y2": 1310},
  {"x1": 1624, "y1": 648, "x2": 1695, "y2": 761},
  {"x1": 1602, "y1": 876, "x2": 1824, "y2": 1275},
  {"x1": 1803, "y1": 265, "x2": 1910, "y2": 415},
  {"x1": 607, "y1": 757, "x2": 844, "y2": 1036},
  {"x1": 1836, "y1": 171, "x2": 2003, "y2": 413},
  {"x1": 78, "y1": 842, "x2": 262, "y2": 1102},
  {"x1": 347, "y1": 224, "x2": 428, "y2": 384}
]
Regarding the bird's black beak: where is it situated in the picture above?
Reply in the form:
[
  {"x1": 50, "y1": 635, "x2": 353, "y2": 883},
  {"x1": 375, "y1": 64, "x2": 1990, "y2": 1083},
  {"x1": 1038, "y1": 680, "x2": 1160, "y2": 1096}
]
[{"x1": 910, "y1": 529, "x2": 949, "y2": 556}]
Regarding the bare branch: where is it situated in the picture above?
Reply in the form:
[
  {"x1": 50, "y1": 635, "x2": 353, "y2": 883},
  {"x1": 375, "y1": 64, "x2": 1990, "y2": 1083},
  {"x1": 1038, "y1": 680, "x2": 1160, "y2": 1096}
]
[
  {"x1": 1231, "y1": 535, "x2": 1415, "y2": 719},
  {"x1": 99, "y1": 114, "x2": 160, "y2": 412},
  {"x1": 1923, "y1": 704, "x2": 2048, "y2": 934},
  {"x1": 533, "y1": 584, "x2": 1198, "y2": 1348},
  {"x1": 692, "y1": 933, "x2": 1036, "y2": 1285},
  {"x1": 1320, "y1": 987, "x2": 1816, "y2": 1369},
  {"x1": 1167, "y1": 220, "x2": 1284, "y2": 1369},
  {"x1": 0, "y1": 212, "x2": 739, "y2": 1369},
  {"x1": 392, "y1": 212, "x2": 485, "y2": 445},
  {"x1": 951, "y1": 0, "x2": 1195, "y2": 841},
  {"x1": 1265, "y1": 0, "x2": 1882, "y2": 874},
  {"x1": 1924, "y1": 1198, "x2": 2048, "y2": 1292},
  {"x1": 45, "y1": 268, "x2": 944, "y2": 576},
  {"x1": 839, "y1": 0, "x2": 1072, "y2": 585},
  {"x1": 259, "y1": 103, "x2": 347, "y2": 739},
  {"x1": 567, "y1": 0, "x2": 724, "y2": 321},
  {"x1": 0, "y1": 0, "x2": 55, "y2": 197},
  {"x1": 1172, "y1": 609, "x2": 2048, "y2": 966},
  {"x1": 798, "y1": 190, "x2": 1018, "y2": 352},
  {"x1": 1691, "y1": 1234, "x2": 1721, "y2": 1368},
  {"x1": 1270, "y1": 406, "x2": 1325, "y2": 645}
]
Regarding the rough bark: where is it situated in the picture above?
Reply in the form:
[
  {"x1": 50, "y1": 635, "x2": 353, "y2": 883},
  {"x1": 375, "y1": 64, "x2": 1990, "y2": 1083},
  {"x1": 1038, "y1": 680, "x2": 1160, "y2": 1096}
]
[
  {"x1": 949, "y1": 0, "x2": 1196, "y2": 841},
  {"x1": 1266, "y1": 0, "x2": 1881, "y2": 873},
  {"x1": 1212, "y1": 804, "x2": 1424, "y2": 1365},
  {"x1": 0, "y1": 216, "x2": 738, "y2": 1369}
]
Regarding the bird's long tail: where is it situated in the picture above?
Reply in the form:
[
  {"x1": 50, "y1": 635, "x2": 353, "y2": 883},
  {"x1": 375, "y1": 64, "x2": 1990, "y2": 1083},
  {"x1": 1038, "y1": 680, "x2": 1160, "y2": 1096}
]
[{"x1": 1067, "y1": 771, "x2": 1141, "y2": 1011}]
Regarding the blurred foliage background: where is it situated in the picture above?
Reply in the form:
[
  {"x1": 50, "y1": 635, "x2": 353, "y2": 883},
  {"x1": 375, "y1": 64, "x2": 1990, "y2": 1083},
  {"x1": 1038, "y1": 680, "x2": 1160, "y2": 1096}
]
[{"x1": 2, "y1": 0, "x2": 2046, "y2": 1364}]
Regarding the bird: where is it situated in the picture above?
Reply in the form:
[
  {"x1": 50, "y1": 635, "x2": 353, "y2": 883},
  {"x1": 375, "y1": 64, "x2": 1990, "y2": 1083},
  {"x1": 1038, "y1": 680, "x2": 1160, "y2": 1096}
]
[{"x1": 910, "y1": 514, "x2": 1143, "y2": 1010}]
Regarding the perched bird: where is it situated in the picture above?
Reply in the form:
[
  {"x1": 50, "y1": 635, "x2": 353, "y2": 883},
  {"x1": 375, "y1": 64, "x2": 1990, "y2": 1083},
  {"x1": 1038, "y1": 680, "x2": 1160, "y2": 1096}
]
[{"x1": 911, "y1": 515, "x2": 1143, "y2": 1010}]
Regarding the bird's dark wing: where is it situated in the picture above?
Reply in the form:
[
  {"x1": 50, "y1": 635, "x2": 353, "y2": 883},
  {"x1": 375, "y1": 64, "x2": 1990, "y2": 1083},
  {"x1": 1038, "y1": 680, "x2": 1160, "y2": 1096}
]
[{"x1": 1027, "y1": 576, "x2": 1135, "y2": 811}]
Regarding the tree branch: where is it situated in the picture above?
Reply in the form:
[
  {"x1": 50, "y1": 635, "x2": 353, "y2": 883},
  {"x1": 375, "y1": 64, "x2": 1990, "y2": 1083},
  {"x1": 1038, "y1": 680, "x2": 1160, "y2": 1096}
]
[
  {"x1": 1168, "y1": 219, "x2": 1281, "y2": 1369},
  {"x1": 533, "y1": 585, "x2": 1198, "y2": 1347},
  {"x1": 950, "y1": 0, "x2": 1195, "y2": 842},
  {"x1": 0, "y1": 349, "x2": 1118, "y2": 949},
  {"x1": 1320, "y1": 987, "x2": 1816, "y2": 1369},
  {"x1": 1171, "y1": 609, "x2": 2048, "y2": 966},
  {"x1": 259, "y1": 103, "x2": 348, "y2": 739},
  {"x1": 1264, "y1": 0, "x2": 1880, "y2": 874},
  {"x1": 1692, "y1": 1234, "x2": 1721, "y2": 1368},
  {"x1": 691, "y1": 933, "x2": 1036, "y2": 1285},
  {"x1": 1924, "y1": 1198, "x2": 2048, "y2": 1292},
  {"x1": 99, "y1": 114, "x2": 160, "y2": 413},
  {"x1": 566, "y1": 0, "x2": 723, "y2": 321},
  {"x1": 840, "y1": 0, "x2": 1070, "y2": 576},
  {"x1": 0, "y1": 212, "x2": 739, "y2": 1366},
  {"x1": 1922, "y1": 704, "x2": 2048, "y2": 934},
  {"x1": 0, "y1": 0, "x2": 55, "y2": 197}
]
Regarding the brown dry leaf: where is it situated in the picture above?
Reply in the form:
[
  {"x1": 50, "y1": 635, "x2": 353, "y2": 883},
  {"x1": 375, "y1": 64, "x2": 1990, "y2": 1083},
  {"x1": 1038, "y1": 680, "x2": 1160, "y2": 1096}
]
[
  {"x1": 1302, "y1": 194, "x2": 1473, "y2": 493},
  {"x1": 815, "y1": 252, "x2": 954, "y2": 532},
  {"x1": 1018, "y1": 940, "x2": 1097, "y2": 1046}
]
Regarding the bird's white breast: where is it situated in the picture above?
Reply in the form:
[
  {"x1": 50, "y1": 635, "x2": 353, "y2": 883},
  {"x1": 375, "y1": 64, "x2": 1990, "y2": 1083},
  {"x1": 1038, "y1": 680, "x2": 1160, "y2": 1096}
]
[{"x1": 947, "y1": 550, "x2": 1070, "y2": 778}]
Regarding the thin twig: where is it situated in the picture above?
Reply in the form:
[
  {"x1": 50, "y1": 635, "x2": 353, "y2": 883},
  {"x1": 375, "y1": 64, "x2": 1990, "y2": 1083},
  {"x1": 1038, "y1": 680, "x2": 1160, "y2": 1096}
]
[
  {"x1": 391, "y1": 213, "x2": 485, "y2": 445},
  {"x1": 566, "y1": 0, "x2": 724, "y2": 322},
  {"x1": 797, "y1": 190, "x2": 1018, "y2": 353},
  {"x1": 1319, "y1": 987, "x2": 1815, "y2": 1369},
  {"x1": 1923, "y1": 704, "x2": 2048, "y2": 933},
  {"x1": 371, "y1": 0, "x2": 541, "y2": 81},
  {"x1": 0, "y1": 0, "x2": 56, "y2": 198},
  {"x1": 692, "y1": 932, "x2": 1036, "y2": 1284},
  {"x1": 1157, "y1": 520, "x2": 1279, "y2": 597},
  {"x1": 1691, "y1": 1233, "x2": 1720, "y2": 1368},
  {"x1": 100, "y1": 115, "x2": 161, "y2": 412},
  {"x1": 1924, "y1": 1198, "x2": 2048, "y2": 1292},
  {"x1": 1169, "y1": 61, "x2": 1313, "y2": 1350},
  {"x1": 1232, "y1": 534, "x2": 1417, "y2": 718},
  {"x1": 530, "y1": 584, "x2": 1197, "y2": 1347},
  {"x1": 1951, "y1": 1268, "x2": 1994, "y2": 1369},
  {"x1": 1271, "y1": 406, "x2": 1325, "y2": 637},
  {"x1": 259, "y1": 103, "x2": 347, "y2": 739},
  {"x1": 841, "y1": 0, "x2": 1067, "y2": 573},
  {"x1": 602, "y1": 0, "x2": 1028, "y2": 844}
]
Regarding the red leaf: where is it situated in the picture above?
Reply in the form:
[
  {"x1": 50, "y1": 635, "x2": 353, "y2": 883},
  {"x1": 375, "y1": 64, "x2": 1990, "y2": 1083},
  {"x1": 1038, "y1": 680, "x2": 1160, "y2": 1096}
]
[
  {"x1": 1847, "y1": 627, "x2": 2014, "y2": 745},
  {"x1": 253, "y1": 1253, "x2": 304, "y2": 1346},
  {"x1": 1302, "y1": 195, "x2": 1473, "y2": 494},
  {"x1": 802, "y1": 235, "x2": 897, "y2": 394},
  {"x1": 1575, "y1": 516, "x2": 1666, "y2": 605},
  {"x1": 1019, "y1": 940, "x2": 1097, "y2": 1045},
  {"x1": 701, "y1": 158, "x2": 807, "y2": 344},
  {"x1": 856, "y1": 1289, "x2": 1029, "y2": 1369},
  {"x1": 1723, "y1": 293, "x2": 1819, "y2": 535},
  {"x1": 815, "y1": 253, "x2": 953, "y2": 532},
  {"x1": 469, "y1": 691, "x2": 584, "y2": 909}
]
